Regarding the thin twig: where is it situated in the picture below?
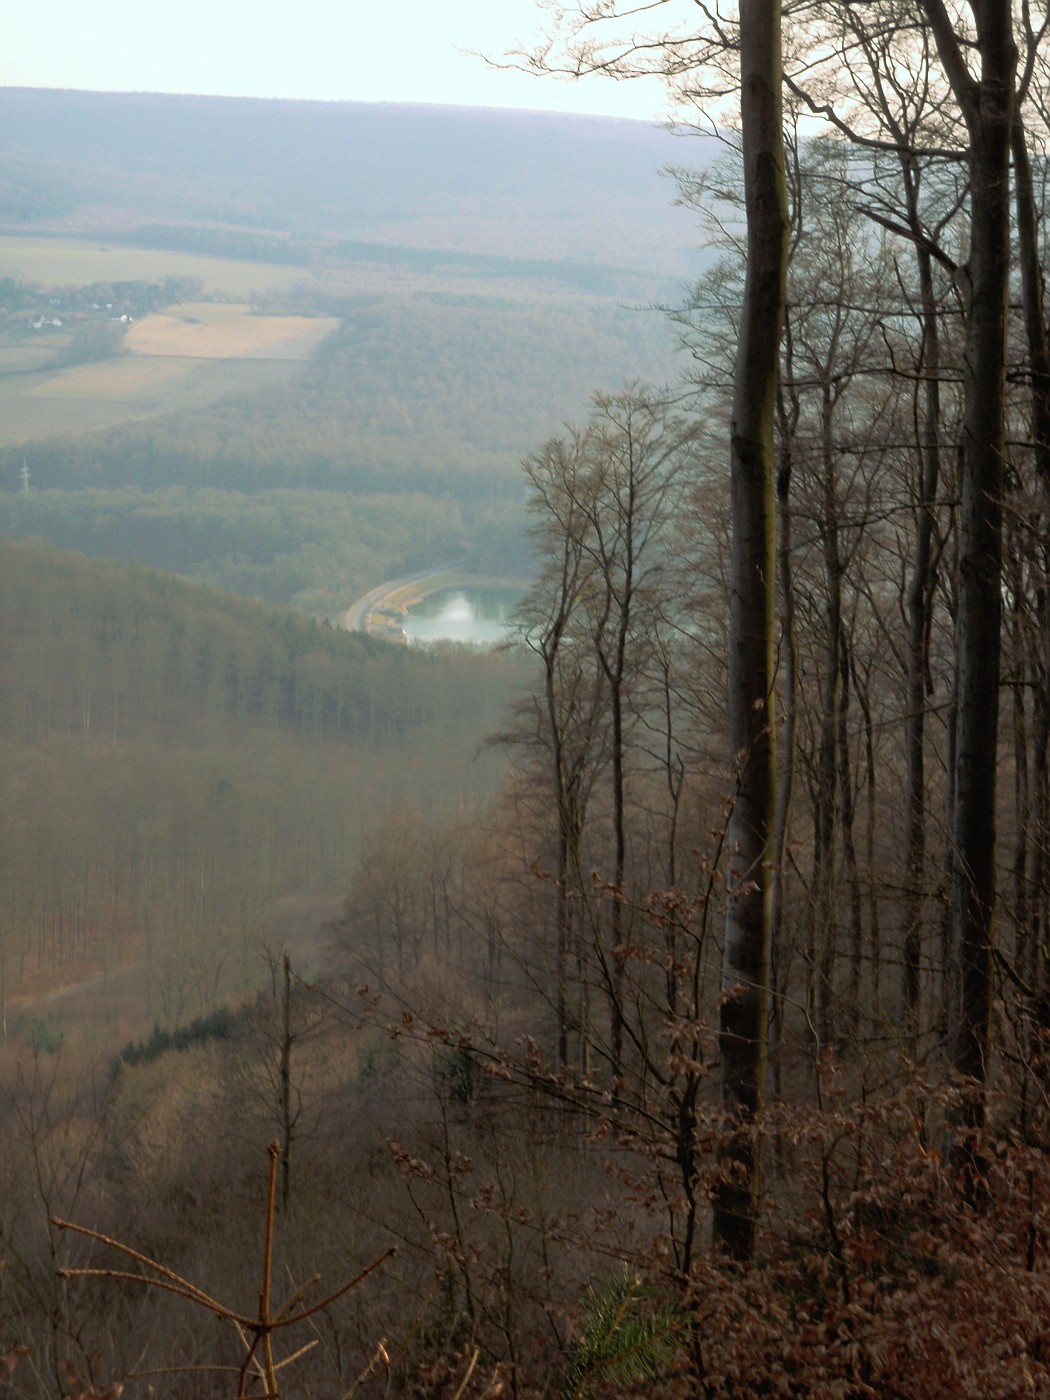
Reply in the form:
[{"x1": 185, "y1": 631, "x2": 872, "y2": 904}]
[
  {"x1": 52, "y1": 1217, "x2": 233, "y2": 1317},
  {"x1": 450, "y1": 1347, "x2": 480, "y2": 1400}
]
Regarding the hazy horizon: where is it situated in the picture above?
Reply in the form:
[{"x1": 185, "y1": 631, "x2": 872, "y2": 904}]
[
  {"x1": 0, "y1": 0, "x2": 672, "y2": 123},
  {"x1": 0, "y1": 81, "x2": 672, "y2": 127}
]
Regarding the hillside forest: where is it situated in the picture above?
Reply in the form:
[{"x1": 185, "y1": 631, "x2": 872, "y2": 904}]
[{"x1": 5, "y1": 2, "x2": 1050, "y2": 1394}]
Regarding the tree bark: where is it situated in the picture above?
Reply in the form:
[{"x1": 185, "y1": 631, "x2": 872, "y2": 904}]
[{"x1": 714, "y1": 0, "x2": 788, "y2": 1260}]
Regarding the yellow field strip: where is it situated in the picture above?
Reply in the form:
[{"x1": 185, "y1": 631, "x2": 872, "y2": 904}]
[
  {"x1": 24, "y1": 356, "x2": 198, "y2": 398},
  {"x1": 126, "y1": 311, "x2": 340, "y2": 361}
]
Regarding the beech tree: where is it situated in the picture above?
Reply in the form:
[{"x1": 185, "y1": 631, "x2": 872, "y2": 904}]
[
  {"x1": 713, "y1": 0, "x2": 788, "y2": 1258},
  {"x1": 915, "y1": 2, "x2": 1015, "y2": 1125},
  {"x1": 513, "y1": 426, "x2": 610, "y2": 1074}
]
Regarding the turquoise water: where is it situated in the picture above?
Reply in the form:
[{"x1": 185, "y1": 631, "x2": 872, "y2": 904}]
[{"x1": 402, "y1": 586, "x2": 522, "y2": 645}]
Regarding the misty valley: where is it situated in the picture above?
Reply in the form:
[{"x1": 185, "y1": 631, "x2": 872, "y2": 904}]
[{"x1": 3, "y1": 51, "x2": 1050, "y2": 1398}]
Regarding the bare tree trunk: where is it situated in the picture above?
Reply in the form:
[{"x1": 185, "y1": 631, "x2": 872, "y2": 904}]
[
  {"x1": 837, "y1": 630, "x2": 864, "y2": 1039},
  {"x1": 1011, "y1": 111, "x2": 1050, "y2": 991},
  {"x1": 815, "y1": 383, "x2": 842, "y2": 1050},
  {"x1": 279, "y1": 951, "x2": 293, "y2": 1212},
  {"x1": 605, "y1": 618, "x2": 629, "y2": 1088},
  {"x1": 519, "y1": 435, "x2": 604, "y2": 1073},
  {"x1": 921, "y1": 0, "x2": 1015, "y2": 1130},
  {"x1": 715, "y1": 0, "x2": 788, "y2": 1260},
  {"x1": 770, "y1": 383, "x2": 799, "y2": 1105},
  {"x1": 901, "y1": 189, "x2": 943, "y2": 1041}
]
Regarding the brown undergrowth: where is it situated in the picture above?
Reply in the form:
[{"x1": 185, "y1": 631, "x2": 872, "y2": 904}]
[{"x1": 3, "y1": 969, "x2": 1050, "y2": 1396}]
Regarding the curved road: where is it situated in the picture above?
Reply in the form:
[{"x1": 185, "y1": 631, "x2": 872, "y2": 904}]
[
  {"x1": 342, "y1": 571, "x2": 432, "y2": 633},
  {"x1": 343, "y1": 563, "x2": 472, "y2": 634}
]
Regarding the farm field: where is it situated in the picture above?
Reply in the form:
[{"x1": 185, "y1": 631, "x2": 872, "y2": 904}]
[
  {"x1": 0, "y1": 236, "x2": 308, "y2": 298},
  {"x1": 0, "y1": 98, "x2": 685, "y2": 620},
  {"x1": 0, "y1": 242, "x2": 337, "y2": 446},
  {"x1": 0, "y1": 355, "x2": 296, "y2": 449},
  {"x1": 126, "y1": 302, "x2": 341, "y2": 359}
]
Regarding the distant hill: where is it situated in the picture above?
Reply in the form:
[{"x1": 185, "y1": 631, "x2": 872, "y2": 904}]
[
  {"x1": 0, "y1": 535, "x2": 516, "y2": 751},
  {"x1": 0, "y1": 88, "x2": 712, "y2": 279}
]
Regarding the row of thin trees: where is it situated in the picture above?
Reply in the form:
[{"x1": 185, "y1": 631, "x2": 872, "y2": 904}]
[
  {"x1": 336, "y1": 0, "x2": 1050, "y2": 1265},
  {"x1": 505, "y1": 0, "x2": 1050, "y2": 1255}
]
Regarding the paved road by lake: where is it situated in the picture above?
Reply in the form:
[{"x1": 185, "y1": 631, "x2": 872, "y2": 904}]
[{"x1": 343, "y1": 571, "x2": 432, "y2": 633}]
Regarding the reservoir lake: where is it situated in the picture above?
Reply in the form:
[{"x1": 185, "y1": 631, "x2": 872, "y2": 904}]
[{"x1": 401, "y1": 586, "x2": 522, "y2": 646}]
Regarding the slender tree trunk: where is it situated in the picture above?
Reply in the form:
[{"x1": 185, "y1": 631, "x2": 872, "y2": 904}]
[
  {"x1": 1030, "y1": 651, "x2": 1050, "y2": 989},
  {"x1": 279, "y1": 951, "x2": 293, "y2": 1213},
  {"x1": 1011, "y1": 112, "x2": 1050, "y2": 992},
  {"x1": 837, "y1": 630, "x2": 864, "y2": 1038},
  {"x1": 770, "y1": 389, "x2": 798, "y2": 1105},
  {"x1": 545, "y1": 645, "x2": 582, "y2": 1077},
  {"x1": 1009, "y1": 580, "x2": 1032, "y2": 970},
  {"x1": 608, "y1": 663, "x2": 627, "y2": 1086},
  {"x1": 815, "y1": 383, "x2": 842, "y2": 1050},
  {"x1": 850, "y1": 649, "x2": 881, "y2": 1026},
  {"x1": 769, "y1": 139, "x2": 802, "y2": 1082},
  {"x1": 1011, "y1": 115, "x2": 1050, "y2": 488},
  {"x1": 715, "y1": 0, "x2": 788, "y2": 1260},
  {"x1": 901, "y1": 187, "x2": 943, "y2": 1040}
]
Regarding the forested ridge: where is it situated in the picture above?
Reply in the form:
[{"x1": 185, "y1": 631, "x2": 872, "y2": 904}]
[
  {"x1": 8, "y1": 7, "x2": 1050, "y2": 1394},
  {"x1": 0, "y1": 487, "x2": 474, "y2": 615},
  {"x1": 0, "y1": 537, "x2": 493, "y2": 745},
  {"x1": 0, "y1": 88, "x2": 703, "y2": 273},
  {"x1": 0, "y1": 538, "x2": 520, "y2": 1026}
]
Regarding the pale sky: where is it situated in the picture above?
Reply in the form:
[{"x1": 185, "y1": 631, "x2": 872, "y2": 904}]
[{"x1": 0, "y1": 0, "x2": 671, "y2": 122}]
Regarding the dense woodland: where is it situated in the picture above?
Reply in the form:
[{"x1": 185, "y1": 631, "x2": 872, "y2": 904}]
[
  {"x1": 7, "y1": 2, "x2": 1050, "y2": 1395},
  {"x1": 14, "y1": 296, "x2": 675, "y2": 495}
]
